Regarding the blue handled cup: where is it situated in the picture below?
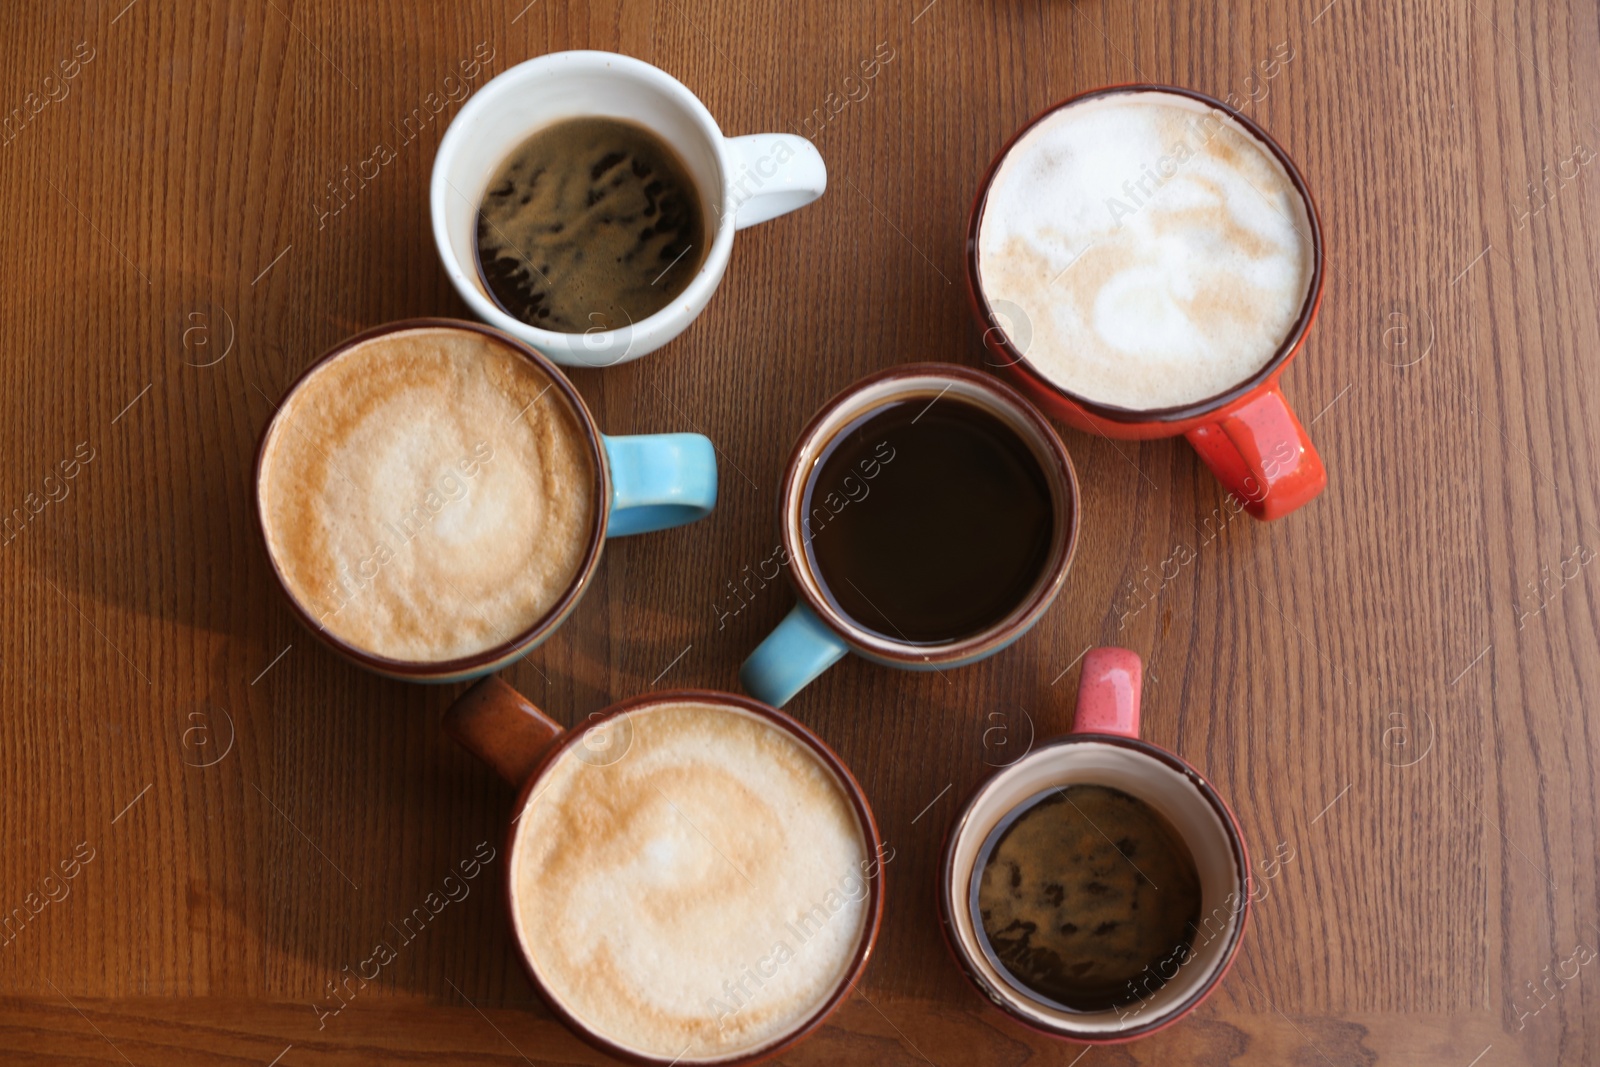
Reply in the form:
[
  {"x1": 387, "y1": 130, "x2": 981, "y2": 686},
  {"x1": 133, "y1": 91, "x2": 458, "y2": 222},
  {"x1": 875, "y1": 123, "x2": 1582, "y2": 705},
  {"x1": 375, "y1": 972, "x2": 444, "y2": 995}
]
[
  {"x1": 255, "y1": 319, "x2": 717, "y2": 683},
  {"x1": 740, "y1": 364, "x2": 1079, "y2": 707}
]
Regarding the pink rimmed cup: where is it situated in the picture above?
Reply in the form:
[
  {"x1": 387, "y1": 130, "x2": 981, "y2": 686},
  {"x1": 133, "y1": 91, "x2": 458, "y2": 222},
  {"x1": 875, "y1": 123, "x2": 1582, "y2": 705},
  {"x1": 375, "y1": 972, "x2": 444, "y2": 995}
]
[{"x1": 939, "y1": 648, "x2": 1250, "y2": 1042}]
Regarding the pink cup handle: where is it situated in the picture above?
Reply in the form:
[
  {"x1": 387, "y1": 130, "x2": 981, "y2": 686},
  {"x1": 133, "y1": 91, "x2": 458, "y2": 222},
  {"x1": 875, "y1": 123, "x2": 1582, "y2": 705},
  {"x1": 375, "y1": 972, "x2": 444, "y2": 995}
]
[{"x1": 1072, "y1": 647, "x2": 1142, "y2": 737}]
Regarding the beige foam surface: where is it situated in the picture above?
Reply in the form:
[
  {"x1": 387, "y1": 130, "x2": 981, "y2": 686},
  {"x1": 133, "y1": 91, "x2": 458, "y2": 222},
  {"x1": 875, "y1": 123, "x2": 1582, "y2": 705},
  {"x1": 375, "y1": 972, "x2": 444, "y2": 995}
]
[
  {"x1": 258, "y1": 326, "x2": 597, "y2": 663},
  {"x1": 978, "y1": 91, "x2": 1314, "y2": 410},
  {"x1": 512, "y1": 703, "x2": 871, "y2": 1060}
]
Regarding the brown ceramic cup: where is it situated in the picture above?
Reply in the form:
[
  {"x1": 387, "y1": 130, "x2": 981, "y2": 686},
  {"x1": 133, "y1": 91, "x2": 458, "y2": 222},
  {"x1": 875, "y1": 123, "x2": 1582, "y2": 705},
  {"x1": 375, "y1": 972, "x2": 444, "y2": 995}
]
[
  {"x1": 443, "y1": 677, "x2": 886, "y2": 1065},
  {"x1": 253, "y1": 318, "x2": 717, "y2": 683}
]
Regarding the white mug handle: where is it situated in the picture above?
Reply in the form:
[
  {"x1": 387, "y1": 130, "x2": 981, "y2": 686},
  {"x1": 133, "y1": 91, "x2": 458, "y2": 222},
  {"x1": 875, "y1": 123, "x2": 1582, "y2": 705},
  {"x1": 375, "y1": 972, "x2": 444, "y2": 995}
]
[{"x1": 722, "y1": 134, "x2": 827, "y2": 230}]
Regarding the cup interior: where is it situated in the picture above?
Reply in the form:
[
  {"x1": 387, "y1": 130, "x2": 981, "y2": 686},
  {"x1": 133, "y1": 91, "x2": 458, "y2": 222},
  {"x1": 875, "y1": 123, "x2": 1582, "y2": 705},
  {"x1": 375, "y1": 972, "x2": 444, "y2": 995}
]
[
  {"x1": 253, "y1": 319, "x2": 609, "y2": 681},
  {"x1": 505, "y1": 692, "x2": 884, "y2": 1065},
  {"x1": 967, "y1": 84, "x2": 1324, "y2": 424},
  {"x1": 434, "y1": 53, "x2": 731, "y2": 347},
  {"x1": 942, "y1": 737, "x2": 1245, "y2": 1038},
  {"x1": 780, "y1": 366, "x2": 1077, "y2": 663}
]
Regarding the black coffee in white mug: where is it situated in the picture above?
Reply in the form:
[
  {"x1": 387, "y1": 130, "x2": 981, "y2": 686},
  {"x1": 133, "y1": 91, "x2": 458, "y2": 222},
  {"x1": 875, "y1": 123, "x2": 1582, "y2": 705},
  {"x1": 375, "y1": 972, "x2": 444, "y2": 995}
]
[{"x1": 476, "y1": 117, "x2": 708, "y2": 333}]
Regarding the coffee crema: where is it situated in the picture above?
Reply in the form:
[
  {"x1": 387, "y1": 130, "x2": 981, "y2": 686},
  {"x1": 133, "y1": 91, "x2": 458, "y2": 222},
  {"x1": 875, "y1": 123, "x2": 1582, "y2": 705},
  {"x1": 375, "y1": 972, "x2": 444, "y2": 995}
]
[
  {"x1": 975, "y1": 785, "x2": 1201, "y2": 1013},
  {"x1": 476, "y1": 117, "x2": 708, "y2": 333},
  {"x1": 257, "y1": 326, "x2": 598, "y2": 664},
  {"x1": 977, "y1": 91, "x2": 1314, "y2": 411},
  {"x1": 511, "y1": 702, "x2": 870, "y2": 1060}
]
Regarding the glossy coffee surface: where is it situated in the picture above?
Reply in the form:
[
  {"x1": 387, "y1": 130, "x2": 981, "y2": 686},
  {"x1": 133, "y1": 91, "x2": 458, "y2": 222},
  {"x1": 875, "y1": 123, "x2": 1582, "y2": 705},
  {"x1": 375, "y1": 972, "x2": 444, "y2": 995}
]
[{"x1": 803, "y1": 393, "x2": 1055, "y2": 644}]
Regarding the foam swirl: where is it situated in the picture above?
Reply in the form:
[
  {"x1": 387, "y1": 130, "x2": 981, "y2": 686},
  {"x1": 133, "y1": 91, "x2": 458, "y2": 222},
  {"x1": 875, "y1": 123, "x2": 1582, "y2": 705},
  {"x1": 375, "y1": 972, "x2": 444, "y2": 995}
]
[
  {"x1": 978, "y1": 91, "x2": 1314, "y2": 411},
  {"x1": 258, "y1": 326, "x2": 597, "y2": 663},
  {"x1": 512, "y1": 703, "x2": 871, "y2": 1060}
]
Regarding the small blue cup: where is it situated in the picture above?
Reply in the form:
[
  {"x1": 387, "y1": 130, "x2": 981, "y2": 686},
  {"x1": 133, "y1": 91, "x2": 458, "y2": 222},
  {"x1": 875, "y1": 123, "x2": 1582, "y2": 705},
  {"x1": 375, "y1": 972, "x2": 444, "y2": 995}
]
[{"x1": 739, "y1": 364, "x2": 1079, "y2": 708}]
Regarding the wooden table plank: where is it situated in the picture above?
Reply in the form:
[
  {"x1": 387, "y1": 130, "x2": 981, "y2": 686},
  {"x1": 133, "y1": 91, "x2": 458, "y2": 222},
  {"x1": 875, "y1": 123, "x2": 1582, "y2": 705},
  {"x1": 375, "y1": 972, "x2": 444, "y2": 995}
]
[{"x1": 0, "y1": 0, "x2": 1594, "y2": 1063}]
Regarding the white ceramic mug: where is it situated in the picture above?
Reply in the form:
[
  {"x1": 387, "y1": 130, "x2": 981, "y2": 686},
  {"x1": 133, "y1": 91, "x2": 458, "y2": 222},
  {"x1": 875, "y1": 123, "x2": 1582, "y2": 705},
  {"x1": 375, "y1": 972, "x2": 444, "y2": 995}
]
[{"x1": 431, "y1": 50, "x2": 827, "y2": 367}]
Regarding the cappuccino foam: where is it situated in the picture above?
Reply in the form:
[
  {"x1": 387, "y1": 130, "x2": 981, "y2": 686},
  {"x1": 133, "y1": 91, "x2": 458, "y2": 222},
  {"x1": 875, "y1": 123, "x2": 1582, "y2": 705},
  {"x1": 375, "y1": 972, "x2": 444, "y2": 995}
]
[
  {"x1": 512, "y1": 702, "x2": 871, "y2": 1061},
  {"x1": 978, "y1": 91, "x2": 1314, "y2": 410},
  {"x1": 258, "y1": 326, "x2": 597, "y2": 663}
]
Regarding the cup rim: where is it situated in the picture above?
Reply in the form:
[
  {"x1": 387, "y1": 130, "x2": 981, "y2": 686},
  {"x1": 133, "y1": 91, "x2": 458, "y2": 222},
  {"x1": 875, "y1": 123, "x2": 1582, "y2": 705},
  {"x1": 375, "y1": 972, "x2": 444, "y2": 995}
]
[
  {"x1": 777, "y1": 362, "x2": 1081, "y2": 666},
  {"x1": 964, "y1": 82, "x2": 1327, "y2": 425},
  {"x1": 429, "y1": 49, "x2": 739, "y2": 356},
  {"x1": 251, "y1": 317, "x2": 610, "y2": 679},
  {"x1": 499, "y1": 688, "x2": 887, "y2": 1066},
  {"x1": 937, "y1": 732, "x2": 1250, "y2": 1042}
]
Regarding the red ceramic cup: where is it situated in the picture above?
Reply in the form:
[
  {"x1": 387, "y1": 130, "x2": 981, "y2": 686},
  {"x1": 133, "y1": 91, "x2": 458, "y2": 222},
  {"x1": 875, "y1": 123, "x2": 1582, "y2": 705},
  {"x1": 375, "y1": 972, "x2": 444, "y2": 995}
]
[
  {"x1": 966, "y1": 84, "x2": 1327, "y2": 521},
  {"x1": 443, "y1": 677, "x2": 885, "y2": 1065},
  {"x1": 939, "y1": 648, "x2": 1249, "y2": 1042}
]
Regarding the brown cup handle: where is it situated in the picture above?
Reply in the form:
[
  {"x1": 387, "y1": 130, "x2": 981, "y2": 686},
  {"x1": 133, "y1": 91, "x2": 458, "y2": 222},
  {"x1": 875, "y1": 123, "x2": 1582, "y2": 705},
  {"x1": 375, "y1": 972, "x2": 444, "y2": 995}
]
[{"x1": 444, "y1": 676, "x2": 565, "y2": 786}]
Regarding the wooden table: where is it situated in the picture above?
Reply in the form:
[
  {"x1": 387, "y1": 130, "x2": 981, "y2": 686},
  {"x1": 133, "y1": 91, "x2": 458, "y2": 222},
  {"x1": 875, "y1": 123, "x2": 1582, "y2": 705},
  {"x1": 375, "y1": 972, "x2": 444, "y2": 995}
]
[{"x1": 0, "y1": 0, "x2": 1592, "y2": 1063}]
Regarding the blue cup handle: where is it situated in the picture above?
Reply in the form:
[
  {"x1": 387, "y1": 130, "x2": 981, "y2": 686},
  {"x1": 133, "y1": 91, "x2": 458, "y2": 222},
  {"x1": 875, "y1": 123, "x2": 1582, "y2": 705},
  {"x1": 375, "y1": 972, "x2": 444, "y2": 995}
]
[
  {"x1": 601, "y1": 433, "x2": 718, "y2": 537},
  {"x1": 740, "y1": 602, "x2": 850, "y2": 708}
]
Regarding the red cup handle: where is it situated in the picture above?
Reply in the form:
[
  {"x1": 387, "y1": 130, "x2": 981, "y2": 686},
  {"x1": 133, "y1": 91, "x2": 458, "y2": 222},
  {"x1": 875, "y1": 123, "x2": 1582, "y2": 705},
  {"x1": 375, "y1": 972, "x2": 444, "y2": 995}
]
[
  {"x1": 1184, "y1": 381, "x2": 1326, "y2": 521},
  {"x1": 1072, "y1": 647, "x2": 1142, "y2": 737}
]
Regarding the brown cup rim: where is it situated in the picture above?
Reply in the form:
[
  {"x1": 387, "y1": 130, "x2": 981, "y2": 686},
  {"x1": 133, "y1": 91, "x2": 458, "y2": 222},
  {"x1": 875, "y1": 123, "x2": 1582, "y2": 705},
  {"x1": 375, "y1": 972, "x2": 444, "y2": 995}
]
[
  {"x1": 777, "y1": 362, "x2": 1081, "y2": 666},
  {"x1": 965, "y1": 83, "x2": 1327, "y2": 425},
  {"x1": 499, "y1": 689, "x2": 887, "y2": 1066},
  {"x1": 937, "y1": 732, "x2": 1251, "y2": 1041},
  {"x1": 251, "y1": 317, "x2": 610, "y2": 678}
]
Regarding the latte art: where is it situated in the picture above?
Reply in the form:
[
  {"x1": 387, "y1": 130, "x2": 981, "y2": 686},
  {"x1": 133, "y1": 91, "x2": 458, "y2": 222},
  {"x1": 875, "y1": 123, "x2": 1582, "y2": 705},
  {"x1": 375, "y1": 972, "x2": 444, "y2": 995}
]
[
  {"x1": 512, "y1": 703, "x2": 871, "y2": 1060},
  {"x1": 257, "y1": 326, "x2": 598, "y2": 663},
  {"x1": 977, "y1": 91, "x2": 1315, "y2": 410}
]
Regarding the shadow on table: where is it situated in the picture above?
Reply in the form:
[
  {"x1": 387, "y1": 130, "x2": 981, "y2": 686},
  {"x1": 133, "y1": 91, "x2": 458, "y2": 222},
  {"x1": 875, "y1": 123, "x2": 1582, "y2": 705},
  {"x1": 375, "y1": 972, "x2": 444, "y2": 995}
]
[{"x1": 160, "y1": 574, "x2": 719, "y2": 1013}]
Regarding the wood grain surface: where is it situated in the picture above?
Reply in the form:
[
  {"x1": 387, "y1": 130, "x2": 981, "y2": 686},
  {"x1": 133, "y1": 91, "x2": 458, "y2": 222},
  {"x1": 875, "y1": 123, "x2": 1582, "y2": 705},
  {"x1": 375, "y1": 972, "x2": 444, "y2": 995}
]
[{"x1": 0, "y1": 0, "x2": 1594, "y2": 1063}]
